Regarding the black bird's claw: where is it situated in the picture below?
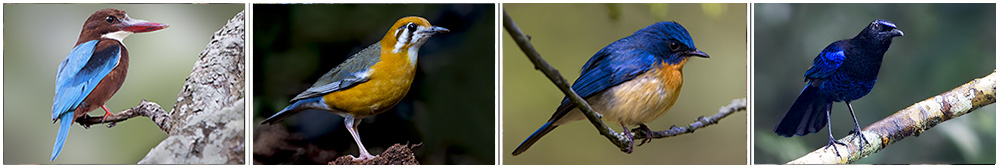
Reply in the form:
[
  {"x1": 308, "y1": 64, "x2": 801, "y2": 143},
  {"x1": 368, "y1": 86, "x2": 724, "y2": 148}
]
[
  {"x1": 849, "y1": 128, "x2": 869, "y2": 152},
  {"x1": 632, "y1": 124, "x2": 654, "y2": 146},
  {"x1": 825, "y1": 136, "x2": 847, "y2": 157}
]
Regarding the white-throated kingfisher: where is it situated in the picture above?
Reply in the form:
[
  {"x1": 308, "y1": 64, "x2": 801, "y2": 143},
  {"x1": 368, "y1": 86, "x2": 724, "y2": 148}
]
[
  {"x1": 51, "y1": 8, "x2": 168, "y2": 161},
  {"x1": 261, "y1": 16, "x2": 448, "y2": 161}
]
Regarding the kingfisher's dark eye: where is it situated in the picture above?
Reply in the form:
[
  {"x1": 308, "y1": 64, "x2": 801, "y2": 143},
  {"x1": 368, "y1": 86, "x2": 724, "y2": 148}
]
[
  {"x1": 668, "y1": 42, "x2": 682, "y2": 52},
  {"x1": 406, "y1": 23, "x2": 416, "y2": 32},
  {"x1": 105, "y1": 16, "x2": 115, "y2": 23}
]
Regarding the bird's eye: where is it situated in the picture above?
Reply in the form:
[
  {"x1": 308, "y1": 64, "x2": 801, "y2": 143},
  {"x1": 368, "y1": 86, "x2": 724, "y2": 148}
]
[
  {"x1": 874, "y1": 24, "x2": 889, "y2": 32},
  {"x1": 105, "y1": 16, "x2": 115, "y2": 23},
  {"x1": 407, "y1": 23, "x2": 417, "y2": 32},
  {"x1": 668, "y1": 42, "x2": 682, "y2": 52}
]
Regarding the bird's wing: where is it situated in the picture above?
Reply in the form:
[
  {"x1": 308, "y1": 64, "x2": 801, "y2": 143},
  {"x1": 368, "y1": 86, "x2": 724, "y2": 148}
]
[
  {"x1": 804, "y1": 41, "x2": 846, "y2": 80},
  {"x1": 291, "y1": 43, "x2": 382, "y2": 102},
  {"x1": 548, "y1": 49, "x2": 659, "y2": 122},
  {"x1": 52, "y1": 40, "x2": 120, "y2": 120}
]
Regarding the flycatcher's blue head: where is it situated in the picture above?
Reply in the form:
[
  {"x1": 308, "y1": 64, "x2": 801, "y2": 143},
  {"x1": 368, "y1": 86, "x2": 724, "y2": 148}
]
[{"x1": 630, "y1": 21, "x2": 709, "y2": 63}]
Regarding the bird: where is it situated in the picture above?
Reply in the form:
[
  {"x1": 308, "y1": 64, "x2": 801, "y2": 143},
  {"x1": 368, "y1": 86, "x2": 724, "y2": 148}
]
[
  {"x1": 260, "y1": 16, "x2": 448, "y2": 161},
  {"x1": 512, "y1": 21, "x2": 709, "y2": 156},
  {"x1": 51, "y1": 8, "x2": 168, "y2": 161},
  {"x1": 774, "y1": 20, "x2": 903, "y2": 155}
]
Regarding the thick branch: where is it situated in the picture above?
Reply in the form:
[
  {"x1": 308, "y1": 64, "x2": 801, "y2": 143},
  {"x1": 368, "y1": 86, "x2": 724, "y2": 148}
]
[
  {"x1": 139, "y1": 10, "x2": 245, "y2": 164},
  {"x1": 504, "y1": 9, "x2": 745, "y2": 153},
  {"x1": 76, "y1": 100, "x2": 170, "y2": 132},
  {"x1": 788, "y1": 70, "x2": 996, "y2": 164}
]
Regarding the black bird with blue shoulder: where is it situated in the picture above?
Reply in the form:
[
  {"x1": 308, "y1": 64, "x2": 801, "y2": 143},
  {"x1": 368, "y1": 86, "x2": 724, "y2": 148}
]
[{"x1": 774, "y1": 20, "x2": 903, "y2": 156}]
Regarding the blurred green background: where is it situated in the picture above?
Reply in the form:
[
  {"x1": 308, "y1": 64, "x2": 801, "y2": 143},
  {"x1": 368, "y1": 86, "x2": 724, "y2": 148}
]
[
  {"x1": 754, "y1": 3, "x2": 995, "y2": 164},
  {"x1": 503, "y1": 3, "x2": 747, "y2": 165},
  {"x1": 3, "y1": 4, "x2": 244, "y2": 164},
  {"x1": 252, "y1": 4, "x2": 495, "y2": 165}
]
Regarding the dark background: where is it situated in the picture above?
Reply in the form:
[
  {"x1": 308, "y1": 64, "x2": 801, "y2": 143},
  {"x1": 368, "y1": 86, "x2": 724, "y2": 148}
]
[
  {"x1": 252, "y1": 4, "x2": 495, "y2": 165},
  {"x1": 754, "y1": 3, "x2": 995, "y2": 164}
]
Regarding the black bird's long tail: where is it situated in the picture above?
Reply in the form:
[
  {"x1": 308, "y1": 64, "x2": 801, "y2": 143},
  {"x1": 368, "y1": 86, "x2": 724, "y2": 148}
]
[
  {"x1": 512, "y1": 122, "x2": 557, "y2": 156},
  {"x1": 775, "y1": 85, "x2": 832, "y2": 137}
]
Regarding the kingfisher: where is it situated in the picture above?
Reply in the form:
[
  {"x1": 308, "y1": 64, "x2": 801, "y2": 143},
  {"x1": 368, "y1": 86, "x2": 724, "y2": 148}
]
[
  {"x1": 512, "y1": 21, "x2": 709, "y2": 155},
  {"x1": 260, "y1": 16, "x2": 448, "y2": 161},
  {"x1": 50, "y1": 8, "x2": 168, "y2": 161}
]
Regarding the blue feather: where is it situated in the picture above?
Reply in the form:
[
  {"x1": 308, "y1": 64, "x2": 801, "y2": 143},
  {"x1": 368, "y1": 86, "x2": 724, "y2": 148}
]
[
  {"x1": 52, "y1": 40, "x2": 120, "y2": 119},
  {"x1": 512, "y1": 122, "x2": 556, "y2": 155},
  {"x1": 261, "y1": 97, "x2": 324, "y2": 124},
  {"x1": 50, "y1": 40, "x2": 120, "y2": 161},
  {"x1": 804, "y1": 42, "x2": 846, "y2": 80},
  {"x1": 51, "y1": 113, "x2": 73, "y2": 161}
]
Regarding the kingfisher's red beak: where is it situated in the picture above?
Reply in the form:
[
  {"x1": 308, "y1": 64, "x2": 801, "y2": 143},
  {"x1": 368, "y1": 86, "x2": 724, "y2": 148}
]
[{"x1": 117, "y1": 18, "x2": 168, "y2": 33}]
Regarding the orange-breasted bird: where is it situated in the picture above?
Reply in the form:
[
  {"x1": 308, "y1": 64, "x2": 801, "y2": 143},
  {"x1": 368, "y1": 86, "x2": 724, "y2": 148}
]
[
  {"x1": 512, "y1": 21, "x2": 708, "y2": 155},
  {"x1": 260, "y1": 16, "x2": 448, "y2": 160}
]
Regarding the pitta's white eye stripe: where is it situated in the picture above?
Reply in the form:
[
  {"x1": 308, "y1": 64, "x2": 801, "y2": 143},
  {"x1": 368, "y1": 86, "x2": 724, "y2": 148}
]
[{"x1": 393, "y1": 24, "x2": 412, "y2": 53}]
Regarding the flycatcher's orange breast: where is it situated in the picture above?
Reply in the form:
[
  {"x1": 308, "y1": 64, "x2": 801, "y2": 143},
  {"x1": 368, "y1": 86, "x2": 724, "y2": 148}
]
[{"x1": 597, "y1": 58, "x2": 688, "y2": 125}]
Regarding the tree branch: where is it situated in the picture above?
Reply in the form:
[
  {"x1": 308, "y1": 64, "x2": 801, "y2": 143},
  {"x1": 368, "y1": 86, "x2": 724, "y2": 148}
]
[
  {"x1": 504, "y1": 9, "x2": 746, "y2": 153},
  {"x1": 633, "y1": 98, "x2": 746, "y2": 139},
  {"x1": 139, "y1": 10, "x2": 245, "y2": 164},
  {"x1": 75, "y1": 100, "x2": 170, "y2": 132},
  {"x1": 788, "y1": 70, "x2": 996, "y2": 164}
]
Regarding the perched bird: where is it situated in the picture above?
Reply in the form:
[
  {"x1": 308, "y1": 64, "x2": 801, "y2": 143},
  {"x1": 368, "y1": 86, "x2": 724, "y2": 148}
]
[
  {"x1": 51, "y1": 9, "x2": 168, "y2": 161},
  {"x1": 774, "y1": 20, "x2": 903, "y2": 155},
  {"x1": 260, "y1": 16, "x2": 448, "y2": 160},
  {"x1": 512, "y1": 21, "x2": 709, "y2": 156}
]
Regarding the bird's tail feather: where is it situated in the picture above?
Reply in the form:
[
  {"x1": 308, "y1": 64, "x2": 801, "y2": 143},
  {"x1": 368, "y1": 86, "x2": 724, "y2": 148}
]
[
  {"x1": 261, "y1": 97, "x2": 320, "y2": 124},
  {"x1": 512, "y1": 122, "x2": 557, "y2": 156},
  {"x1": 775, "y1": 85, "x2": 831, "y2": 137},
  {"x1": 51, "y1": 113, "x2": 73, "y2": 161}
]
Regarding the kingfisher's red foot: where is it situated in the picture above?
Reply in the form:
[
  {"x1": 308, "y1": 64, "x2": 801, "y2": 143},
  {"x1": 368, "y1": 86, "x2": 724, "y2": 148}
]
[{"x1": 100, "y1": 105, "x2": 113, "y2": 122}]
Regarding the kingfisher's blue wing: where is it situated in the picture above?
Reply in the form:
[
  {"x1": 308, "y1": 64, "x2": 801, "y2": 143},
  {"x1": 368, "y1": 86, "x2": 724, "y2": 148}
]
[
  {"x1": 52, "y1": 40, "x2": 121, "y2": 119},
  {"x1": 804, "y1": 42, "x2": 846, "y2": 80},
  {"x1": 547, "y1": 48, "x2": 658, "y2": 122}
]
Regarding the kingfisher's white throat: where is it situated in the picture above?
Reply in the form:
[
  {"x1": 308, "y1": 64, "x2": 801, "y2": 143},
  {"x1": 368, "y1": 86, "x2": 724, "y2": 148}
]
[{"x1": 101, "y1": 30, "x2": 133, "y2": 42}]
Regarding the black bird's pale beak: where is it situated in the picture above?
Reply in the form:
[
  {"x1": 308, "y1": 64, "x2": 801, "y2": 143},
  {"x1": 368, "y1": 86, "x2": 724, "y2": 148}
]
[
  {"x1": 686, "y1": 50, "x2": 710, "y2": 58},
  {"x1": 891, "y1": 29, "x2": 904, "y2": 37}
]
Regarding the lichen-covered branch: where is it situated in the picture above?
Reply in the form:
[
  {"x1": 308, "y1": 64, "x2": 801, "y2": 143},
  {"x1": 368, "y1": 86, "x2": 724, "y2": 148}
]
[
  {"x1": 139, "y1": 10, "x2": 245, "y2": 164},
  {"x1": 788, "y1": 70, "x2": 996, "y2": 164},
  {"x1": 76, "y1": 100, "x2": 170, "y2": 132},
  {"x1": 504, "y1": 9, "x2": 745, "y2": 154}
]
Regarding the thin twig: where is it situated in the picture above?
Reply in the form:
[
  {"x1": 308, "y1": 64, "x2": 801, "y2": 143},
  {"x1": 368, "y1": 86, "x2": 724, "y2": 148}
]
[
  {"x1": 788, "y1": 70, "x2": 996, "y2": 164},
  {"x1": 504, "y1": 9, "x2": 746, "y2": 153},
  {"x1": 75, "y1": 99, "x2": 171, "y2": 132},
  {"x1": 633, "y1": 98, "x2": 747, "y2": 139}
]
